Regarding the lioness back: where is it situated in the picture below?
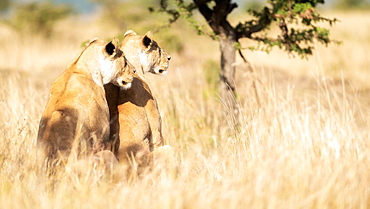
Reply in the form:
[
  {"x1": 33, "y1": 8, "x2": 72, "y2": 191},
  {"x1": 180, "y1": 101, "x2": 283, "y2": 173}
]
[{"x1": 37, "y1": 38, "x2": 135, "y2": 170}]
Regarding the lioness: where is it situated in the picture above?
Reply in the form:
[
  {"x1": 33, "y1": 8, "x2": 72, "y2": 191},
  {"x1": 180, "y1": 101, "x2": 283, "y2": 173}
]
[
  {"x1": 104, "y1": 30, "x2": 171, "y2": 167},
  {"x1": 37, "y1": 38, "x2": 135, "y2": 169}
]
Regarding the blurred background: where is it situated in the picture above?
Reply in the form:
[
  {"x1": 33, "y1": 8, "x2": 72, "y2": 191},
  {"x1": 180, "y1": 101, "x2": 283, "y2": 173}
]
[
  {"x1": 1, "y1": 0, "x2": 370, "y2": 147},
  {"x1": 0, "y1": 0, "x2": 368, "y2": 79},
  {"x1": 1, "y1": 0, "x2": 369, "y2": 108}
]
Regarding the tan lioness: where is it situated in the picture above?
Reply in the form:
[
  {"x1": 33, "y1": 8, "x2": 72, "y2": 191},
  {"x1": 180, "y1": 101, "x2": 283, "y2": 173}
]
[
  {"x1": 104, "y1": 30, "x2": 171, "y2": 168},
  {"x1": 37, "y1": 38, "x2": 135, "y2": 169}
]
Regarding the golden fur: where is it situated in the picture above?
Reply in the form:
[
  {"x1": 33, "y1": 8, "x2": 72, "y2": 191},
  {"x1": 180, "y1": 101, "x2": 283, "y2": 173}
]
[
  {"x1": 37, "y1": 38, "x2": 135, "y2": 168},
  {"x1": 104, "y1": 30, "x2": 171, "y2": 167}
]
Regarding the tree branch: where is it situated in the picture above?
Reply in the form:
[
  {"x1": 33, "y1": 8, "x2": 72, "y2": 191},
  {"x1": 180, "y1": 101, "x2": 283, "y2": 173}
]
[
  {"x1": 235, "y1": 7, "x2": 272, "y2": 40},
  {"x1": 194, "y1": 0, "x2": 236, "y2": 37},
  {"x1": 194, "y1": 0, "x2": 213, "y2": 21},
  {"x1": 214, "y1": 0, "x2": 237, "y2": 20}
]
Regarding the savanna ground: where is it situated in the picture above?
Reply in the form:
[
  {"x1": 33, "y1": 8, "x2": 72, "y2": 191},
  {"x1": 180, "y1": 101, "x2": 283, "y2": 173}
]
[{"x1": 0, "y1": 9, "x2": 370, "y2": 209}]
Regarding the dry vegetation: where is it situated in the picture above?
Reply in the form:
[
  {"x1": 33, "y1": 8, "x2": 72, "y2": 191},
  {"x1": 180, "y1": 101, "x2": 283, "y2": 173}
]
[{"x1": 0, "y1": 10, "x2": 370, "y2": 208}]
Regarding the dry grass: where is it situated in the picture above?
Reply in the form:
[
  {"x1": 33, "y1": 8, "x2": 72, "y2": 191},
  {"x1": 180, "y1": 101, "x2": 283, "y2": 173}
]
[{"x1": 1, "y1": 11, "x2": 370, "y2": 208}]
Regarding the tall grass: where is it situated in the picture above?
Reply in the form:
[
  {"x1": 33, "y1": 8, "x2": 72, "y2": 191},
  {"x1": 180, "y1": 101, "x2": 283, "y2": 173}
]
[{"x1": 0, "y1": 11, "x2": 369, "y2": 208}]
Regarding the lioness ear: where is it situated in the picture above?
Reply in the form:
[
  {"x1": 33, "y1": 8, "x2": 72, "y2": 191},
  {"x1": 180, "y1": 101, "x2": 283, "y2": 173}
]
[
  {"x1": 144, "y1": 31, "x2": 153, "y2": 39},
  {"x1": 142, "y1": 35, "x2": 152, "y2": 49},
  {"x1": 105, "y1": 38, "x2": 119, "y2": 56},
  {"x1": 124, "y1": 30, "x2": 137, "y2": 37}
]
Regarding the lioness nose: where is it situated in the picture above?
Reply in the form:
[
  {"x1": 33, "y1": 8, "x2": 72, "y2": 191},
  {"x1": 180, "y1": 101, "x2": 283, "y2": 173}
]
[{"x1": 167, "y1": 56, "x2": 171, "y2": 61}]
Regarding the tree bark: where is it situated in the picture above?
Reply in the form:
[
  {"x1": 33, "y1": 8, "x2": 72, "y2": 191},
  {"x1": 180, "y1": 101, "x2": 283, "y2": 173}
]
[{"x1": 219, "y1": 31, "x2": 239, "y2": 127}]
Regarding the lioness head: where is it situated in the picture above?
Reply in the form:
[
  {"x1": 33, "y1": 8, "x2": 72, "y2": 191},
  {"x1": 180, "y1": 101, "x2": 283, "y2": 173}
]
[
  {"x1": 120, "y1": 30, "x2": 171, "y2": 75},
  {"x1": 88, "y1": 38, "x2": 134, "y2": 89},
  {"x1": 111, "y1": 55, "x2": 135, "y2": 90}
]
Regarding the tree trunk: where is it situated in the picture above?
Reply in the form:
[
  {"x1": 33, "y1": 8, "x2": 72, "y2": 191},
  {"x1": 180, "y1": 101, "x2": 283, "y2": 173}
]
[
  {"x1": 219, "y1": 33, "x2": 239, "y2": 129},
  {"x1": 193, "y1": 0, "x2": 240, "y2": 130}
]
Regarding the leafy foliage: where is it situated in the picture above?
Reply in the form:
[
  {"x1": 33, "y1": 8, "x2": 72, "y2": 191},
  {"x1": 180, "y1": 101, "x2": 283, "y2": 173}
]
[
  {"x1": 0, "y1": 0, "x2": 10, "y2": 14},
  {"x1": 334, "y1": 0, "x2": 370, "y2": 9},
  {"x1": 9, "y1": 1, "x2": 72, "y2": 37},
  {"x1": 152, "y1": 0, "x2": 340, "y2": 58},
  {"x1": 92, "y1": 0, "x2": 158, "y2": 30},
  {"x1": 93, "y1": 0, "x2": 185, "y2": 54}
]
